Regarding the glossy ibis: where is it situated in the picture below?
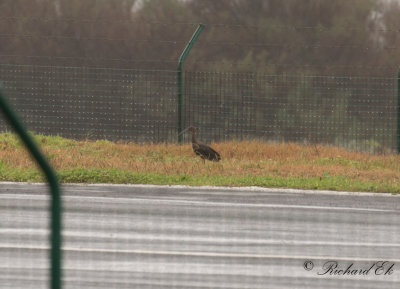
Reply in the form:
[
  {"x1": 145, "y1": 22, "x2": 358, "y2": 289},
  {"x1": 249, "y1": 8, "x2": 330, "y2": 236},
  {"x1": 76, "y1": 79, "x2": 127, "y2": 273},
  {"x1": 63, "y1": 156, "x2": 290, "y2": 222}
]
[{"x1": 179, "y1": 126, "x2": 221, "y2": 163}]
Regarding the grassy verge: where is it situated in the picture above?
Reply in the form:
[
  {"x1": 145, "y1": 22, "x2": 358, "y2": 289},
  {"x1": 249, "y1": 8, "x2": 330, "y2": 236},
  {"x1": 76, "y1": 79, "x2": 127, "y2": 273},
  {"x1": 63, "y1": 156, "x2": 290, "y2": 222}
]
[{"x1": 0, "y1": 132, "x2": 399, "y2": 194}]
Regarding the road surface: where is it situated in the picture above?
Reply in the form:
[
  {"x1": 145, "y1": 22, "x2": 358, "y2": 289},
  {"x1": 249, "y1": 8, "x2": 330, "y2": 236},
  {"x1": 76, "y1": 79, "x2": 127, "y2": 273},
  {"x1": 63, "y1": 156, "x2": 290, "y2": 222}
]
[{"x1": 1, "y1": 182, "x2": 399, "y2": 288}]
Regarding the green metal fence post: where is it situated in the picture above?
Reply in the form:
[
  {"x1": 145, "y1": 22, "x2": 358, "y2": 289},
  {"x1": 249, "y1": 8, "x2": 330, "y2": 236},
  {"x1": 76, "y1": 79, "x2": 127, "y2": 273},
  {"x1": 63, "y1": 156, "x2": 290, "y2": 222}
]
[
  {"x1": 177, "y1": 24, "x2": 205, "y2": 143},
  {"x1": 0, "y1": 89, "x2": 62, "y2": 289},
  {"x1": 398, "y1": 68, "x2": 400, "y2": 153}
]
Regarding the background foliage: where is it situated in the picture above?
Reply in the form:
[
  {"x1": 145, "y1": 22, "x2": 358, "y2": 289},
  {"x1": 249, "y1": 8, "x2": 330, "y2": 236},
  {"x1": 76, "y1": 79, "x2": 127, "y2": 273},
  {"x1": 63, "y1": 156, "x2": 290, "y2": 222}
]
[{"x1": 1, "y1": 0, "x2": 400, "y2": 75}]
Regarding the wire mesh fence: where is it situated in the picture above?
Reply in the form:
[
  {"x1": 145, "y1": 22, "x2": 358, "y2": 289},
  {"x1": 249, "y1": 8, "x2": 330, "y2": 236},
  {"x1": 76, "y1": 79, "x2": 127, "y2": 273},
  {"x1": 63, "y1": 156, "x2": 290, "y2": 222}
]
[
  {"x1": 0, "y1": 63, "x2": 397, "y2": 153},
  {"x1": 183, "y1": 71, "x2": 397, "y2": 153},
  {"x1": 0, "y1": 64, "x2": 178, "y2": 142}
]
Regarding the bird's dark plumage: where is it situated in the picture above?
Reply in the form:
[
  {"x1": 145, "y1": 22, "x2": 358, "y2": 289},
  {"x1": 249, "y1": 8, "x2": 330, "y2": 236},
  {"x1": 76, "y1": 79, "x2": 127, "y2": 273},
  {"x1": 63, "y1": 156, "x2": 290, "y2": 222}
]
[
  {"x1": 188, "y1": 126, "x2": 221, "y2": 162},
  {"x1": 192, "y1": 142, "x2": 221, "y2": 162}
]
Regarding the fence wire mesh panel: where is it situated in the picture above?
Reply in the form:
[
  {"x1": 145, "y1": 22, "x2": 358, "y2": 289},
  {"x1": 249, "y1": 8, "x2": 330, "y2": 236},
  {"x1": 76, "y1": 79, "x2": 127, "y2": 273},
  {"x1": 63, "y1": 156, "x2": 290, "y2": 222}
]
[
  {"x1": 0, "y1": 64, "x2": 178, "y2": 142},
  {"x1": 0, "y1": 63, "x2": 398, "y2": 153},
  {"x1": 184, "y1": 71, "x2": 397, "y2": 153}
]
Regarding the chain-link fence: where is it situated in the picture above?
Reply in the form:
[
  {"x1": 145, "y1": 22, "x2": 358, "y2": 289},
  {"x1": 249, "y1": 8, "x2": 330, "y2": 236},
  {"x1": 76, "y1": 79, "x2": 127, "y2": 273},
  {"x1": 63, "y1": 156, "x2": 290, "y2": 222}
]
[{"x1": 0, "y1": 63, "x2": 398, "y2": 153}]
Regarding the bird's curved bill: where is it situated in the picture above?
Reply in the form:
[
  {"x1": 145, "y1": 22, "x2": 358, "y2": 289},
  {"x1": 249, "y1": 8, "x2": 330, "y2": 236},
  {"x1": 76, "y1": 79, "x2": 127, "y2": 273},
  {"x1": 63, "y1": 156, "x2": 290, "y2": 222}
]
[{"x1": 178, "y1": 127, "x2": 190, "y2": 136}]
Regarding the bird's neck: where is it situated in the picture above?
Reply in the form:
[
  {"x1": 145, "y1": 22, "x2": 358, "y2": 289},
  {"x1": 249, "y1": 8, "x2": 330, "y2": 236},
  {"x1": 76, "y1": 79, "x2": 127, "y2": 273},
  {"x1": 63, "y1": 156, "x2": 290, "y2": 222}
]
[{"x1": 191, "y1": 132, "x2": 196, "y2": 143}]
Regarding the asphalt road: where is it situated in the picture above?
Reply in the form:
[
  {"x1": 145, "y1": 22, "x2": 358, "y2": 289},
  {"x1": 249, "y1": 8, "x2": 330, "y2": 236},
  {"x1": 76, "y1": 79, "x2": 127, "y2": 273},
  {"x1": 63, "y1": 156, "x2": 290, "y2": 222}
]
[{"x1": 1, "y1": 182, "x2": 399, "y2": 289}]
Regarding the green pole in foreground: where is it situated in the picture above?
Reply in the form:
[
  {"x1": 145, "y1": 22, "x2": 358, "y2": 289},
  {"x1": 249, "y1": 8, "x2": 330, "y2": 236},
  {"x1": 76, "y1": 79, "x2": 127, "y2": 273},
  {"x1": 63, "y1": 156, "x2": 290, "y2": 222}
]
[
  {"x1": 398, "y1": 68, "x2": 400, "y2": 153},
  {"x1": 178, "y1": 23, "x2": 205, "y2": 143},
  {"x1": 0, "y1": 89, "x2": 62, "y2": 289}
]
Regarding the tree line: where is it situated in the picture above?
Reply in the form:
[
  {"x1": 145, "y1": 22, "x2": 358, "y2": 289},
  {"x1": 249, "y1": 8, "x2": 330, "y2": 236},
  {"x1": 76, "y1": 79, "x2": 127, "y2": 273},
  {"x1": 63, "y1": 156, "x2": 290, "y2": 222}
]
[{"x1": 1, "y1": 0, "x2": 400, "y2": 76}]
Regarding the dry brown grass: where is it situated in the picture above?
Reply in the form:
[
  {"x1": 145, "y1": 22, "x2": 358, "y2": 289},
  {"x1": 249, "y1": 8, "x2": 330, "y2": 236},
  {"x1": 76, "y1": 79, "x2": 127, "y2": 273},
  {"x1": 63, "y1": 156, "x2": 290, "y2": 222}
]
[{"x1": 1, "y1": 134, "x2": 400, "y2": 189}]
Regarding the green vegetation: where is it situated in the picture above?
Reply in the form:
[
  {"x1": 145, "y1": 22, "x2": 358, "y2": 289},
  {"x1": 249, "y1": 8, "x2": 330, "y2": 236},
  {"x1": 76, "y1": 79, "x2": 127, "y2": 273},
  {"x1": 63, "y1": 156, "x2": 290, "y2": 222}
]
[
  {"x1": 0, "y1": 133, "x2": 399, "y2": 194},
  {"x1": 3, "y1": 0, "x2": 400, "y2": 76}
]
